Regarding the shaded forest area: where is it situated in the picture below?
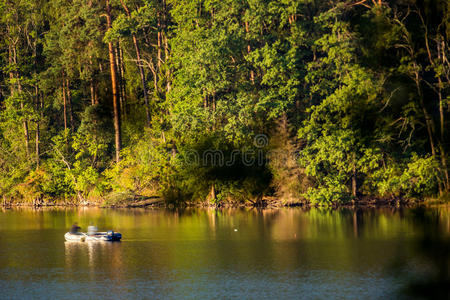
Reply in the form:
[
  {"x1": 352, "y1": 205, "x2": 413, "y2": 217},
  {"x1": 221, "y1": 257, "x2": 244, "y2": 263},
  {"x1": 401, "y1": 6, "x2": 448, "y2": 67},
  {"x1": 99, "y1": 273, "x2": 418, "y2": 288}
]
[{"x1": 0, "y1": 0, "x2": 449, "y2": 206}]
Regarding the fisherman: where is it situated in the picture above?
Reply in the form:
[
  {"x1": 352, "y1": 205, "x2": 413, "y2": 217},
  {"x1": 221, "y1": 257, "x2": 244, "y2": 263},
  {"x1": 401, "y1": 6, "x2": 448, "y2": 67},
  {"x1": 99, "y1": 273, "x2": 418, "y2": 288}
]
[
  {"x1": 70, "y1": 222, "x2": 81, "y2": 234},
  {"x1": 87, "y1": 224, "x2": 98, "y2": 235}
]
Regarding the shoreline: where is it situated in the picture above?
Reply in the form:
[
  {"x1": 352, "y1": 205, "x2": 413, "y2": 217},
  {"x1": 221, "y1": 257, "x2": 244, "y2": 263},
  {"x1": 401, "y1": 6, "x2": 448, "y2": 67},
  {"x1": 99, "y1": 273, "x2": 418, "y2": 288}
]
[{"x1": 1, "y1": 196, "x2": 439, "y2": 210}]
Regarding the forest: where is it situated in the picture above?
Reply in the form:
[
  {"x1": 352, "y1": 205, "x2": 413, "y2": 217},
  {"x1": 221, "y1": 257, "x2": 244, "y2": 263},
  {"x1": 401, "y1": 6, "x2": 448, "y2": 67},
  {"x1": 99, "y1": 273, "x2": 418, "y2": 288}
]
[{"x1": 0, "y1": 0, "x2": 448, "y2": 206}]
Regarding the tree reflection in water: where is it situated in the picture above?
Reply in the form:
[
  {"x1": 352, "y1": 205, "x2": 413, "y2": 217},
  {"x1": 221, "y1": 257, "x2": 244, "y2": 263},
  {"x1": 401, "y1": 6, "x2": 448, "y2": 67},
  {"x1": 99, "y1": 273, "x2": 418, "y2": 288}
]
[{"x1": 393, "y1": 207, "x2": 450, "y2": 299}]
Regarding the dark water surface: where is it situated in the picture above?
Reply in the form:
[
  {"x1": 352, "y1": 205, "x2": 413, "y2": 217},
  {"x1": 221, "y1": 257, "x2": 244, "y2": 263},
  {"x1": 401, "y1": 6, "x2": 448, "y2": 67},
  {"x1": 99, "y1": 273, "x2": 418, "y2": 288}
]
[{"x1": 0, "y1": 207, "x2": 448, "y2": 299}]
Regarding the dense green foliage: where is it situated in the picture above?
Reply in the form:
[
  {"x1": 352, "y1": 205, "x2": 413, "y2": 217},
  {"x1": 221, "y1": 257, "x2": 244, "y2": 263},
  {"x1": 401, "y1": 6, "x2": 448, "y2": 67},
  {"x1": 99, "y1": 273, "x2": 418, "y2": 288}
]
[{"x1": 0, "y1": 0, "x2": 448, "y2": 205}]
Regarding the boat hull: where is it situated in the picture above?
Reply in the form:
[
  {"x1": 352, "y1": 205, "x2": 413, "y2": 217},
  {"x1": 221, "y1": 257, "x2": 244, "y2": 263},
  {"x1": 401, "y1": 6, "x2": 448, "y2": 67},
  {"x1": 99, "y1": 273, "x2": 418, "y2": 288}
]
[{"x1": 64, "y1": 232, "x2": 122, "y2": 242}]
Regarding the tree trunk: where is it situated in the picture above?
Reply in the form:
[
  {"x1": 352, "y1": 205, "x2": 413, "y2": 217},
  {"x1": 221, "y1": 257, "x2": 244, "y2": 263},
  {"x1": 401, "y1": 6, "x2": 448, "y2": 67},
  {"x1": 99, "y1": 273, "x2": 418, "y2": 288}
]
[
  {"x1": 89, "y1": 57, "x2": 96, "y2": 105},
  {"x1": 35, "y1": 117, "x2": 40, "y2": 168},
  {"x1": 209, "y1": 183, "x2": 216, "y2": 203},
  {"x1": 422, "y1": 27, "x2": 448, "y2": 191},
  {"x1": 438, "y1": 142, "x2": 449, "y2": 191},
  {"x1": 35, "y1": 85, "x2": 40, "y2": 169},
  {"x1": 437, "y1": 80, "x2": 448, "y2": 191},
  {"x1": 413, "y1": 74, "x2": 443, "y2": 193},
  {"x1": 438, "y1": 77, "x2": 444, "y2": 142},
  {"x1": 163, "y1": 33, "x2": 171, "y2": 93},
  {"x1": 33, "y1": 39, "x2": 40, "y2": 169},
  {"x1": 12, "y1": 45, "x2": 29, "y2": 157},
  {"x1": 106, "y1": 0, "x2": 122, "y2": 163},
  {"x1": 352, "y1": 153, "x2": 357, "y2": 197},
  {"x1": 134, "y1": 35, "x2": 151, "y2": 125},
  {"x1": 18, "y1": 84, "x2": 29, "y2": 158},
  {"x1": 157, "y1": 11, "x2": 162, "y2": 71},
  {"x1": 90, "y1": 79, "x2": 96, "y2": 105},
  {"x1": 65, "y1": 79, "x2": 74, "y2": 130},
  {"x1": 244, "y1": 21, "x2": 255, "y2": 84},
  {"x1": 414, "y1": 72, "x2": 436, "y2": 157},
  {"x1": 119, "y1": 45, "x2": 127, "y2": 117},
  {"x1": 119, "y1": 0, "x2": 151, "y2": 125},
  {"x1": 162, "y1": 0, "x2": 171, "y2": 93},
  {"x1": 94, "y1": 80, "x2": 98, "y2": 105},
  {"x1": 8, "y1": 45, "x2": 14, "y2": 95},
  {"x1": 62, "y1": 77, "x2": 67, "y2": 132},
  {"x1": 114, "y1": 44, "x2": 124, "y2": 118}
]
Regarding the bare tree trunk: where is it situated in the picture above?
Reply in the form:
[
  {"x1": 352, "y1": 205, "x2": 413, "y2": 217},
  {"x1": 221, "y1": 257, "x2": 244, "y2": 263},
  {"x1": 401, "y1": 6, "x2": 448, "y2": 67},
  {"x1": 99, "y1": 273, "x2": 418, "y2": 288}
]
[{"x1": 106, "y1": 0, "x2": 122, "y2": 163}]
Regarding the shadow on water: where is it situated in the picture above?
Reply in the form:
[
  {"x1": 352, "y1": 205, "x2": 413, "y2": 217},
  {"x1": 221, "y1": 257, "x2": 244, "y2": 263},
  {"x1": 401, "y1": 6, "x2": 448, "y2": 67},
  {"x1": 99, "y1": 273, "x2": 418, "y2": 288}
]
[{"x1": 391, "y1": 206, "x2": 450, "y2": 299}]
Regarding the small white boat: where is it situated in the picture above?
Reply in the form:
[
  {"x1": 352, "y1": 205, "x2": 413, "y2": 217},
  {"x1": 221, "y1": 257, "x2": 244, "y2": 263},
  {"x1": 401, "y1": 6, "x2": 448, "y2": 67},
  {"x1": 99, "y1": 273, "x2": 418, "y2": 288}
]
[{"x1": 64, "y1": 231, "x2": 122, "y2": 242}]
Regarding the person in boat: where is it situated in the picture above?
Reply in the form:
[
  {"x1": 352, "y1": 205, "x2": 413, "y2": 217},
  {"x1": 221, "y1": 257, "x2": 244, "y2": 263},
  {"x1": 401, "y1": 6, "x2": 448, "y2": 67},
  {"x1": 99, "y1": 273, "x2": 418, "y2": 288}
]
[
  {"x1": 70, "y1": 223, "x2": 81, "y2": 234},
  {"x1": 87, "y1": 224, "x2": 98, "y2": 236}
]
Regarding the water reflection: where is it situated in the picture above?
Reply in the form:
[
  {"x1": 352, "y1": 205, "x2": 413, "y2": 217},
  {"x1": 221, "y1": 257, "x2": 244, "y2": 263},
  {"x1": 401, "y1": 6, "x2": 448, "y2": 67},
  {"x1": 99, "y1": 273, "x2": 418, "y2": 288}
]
[
  {"x1": 0, "y1": 206, "x2": 448, "y2": 298},
  {"x1": 65, "y1": 241, "x2": 123, "y2": 270},
  {"x1": 392, "y1": 207, "x2": 450, "y2": 299},
  {"x1": 63, "y1": 240, "x2": 126, "y2": 298}
]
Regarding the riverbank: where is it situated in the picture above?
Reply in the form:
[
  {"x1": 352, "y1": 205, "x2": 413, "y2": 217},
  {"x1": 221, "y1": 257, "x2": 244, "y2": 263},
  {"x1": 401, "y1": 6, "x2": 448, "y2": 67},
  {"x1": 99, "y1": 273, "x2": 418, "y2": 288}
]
[{"x1": 0, "y1": 194, "x2": 429, "y2": 209}]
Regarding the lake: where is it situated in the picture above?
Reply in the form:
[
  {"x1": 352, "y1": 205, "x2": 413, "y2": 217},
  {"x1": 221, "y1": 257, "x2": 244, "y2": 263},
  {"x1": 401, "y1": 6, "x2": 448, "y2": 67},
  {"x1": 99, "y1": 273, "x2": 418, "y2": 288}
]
[{"x1": 0, "y1": 206, "x2": 448, "y2": 299}]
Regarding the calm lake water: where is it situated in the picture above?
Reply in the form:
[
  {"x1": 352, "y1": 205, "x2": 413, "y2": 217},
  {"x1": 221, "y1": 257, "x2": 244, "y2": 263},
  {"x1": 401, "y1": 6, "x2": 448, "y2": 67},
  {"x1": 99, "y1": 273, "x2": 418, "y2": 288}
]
[{"x1": 0, "y1": 206, "x2": 448, "y2": 299}]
